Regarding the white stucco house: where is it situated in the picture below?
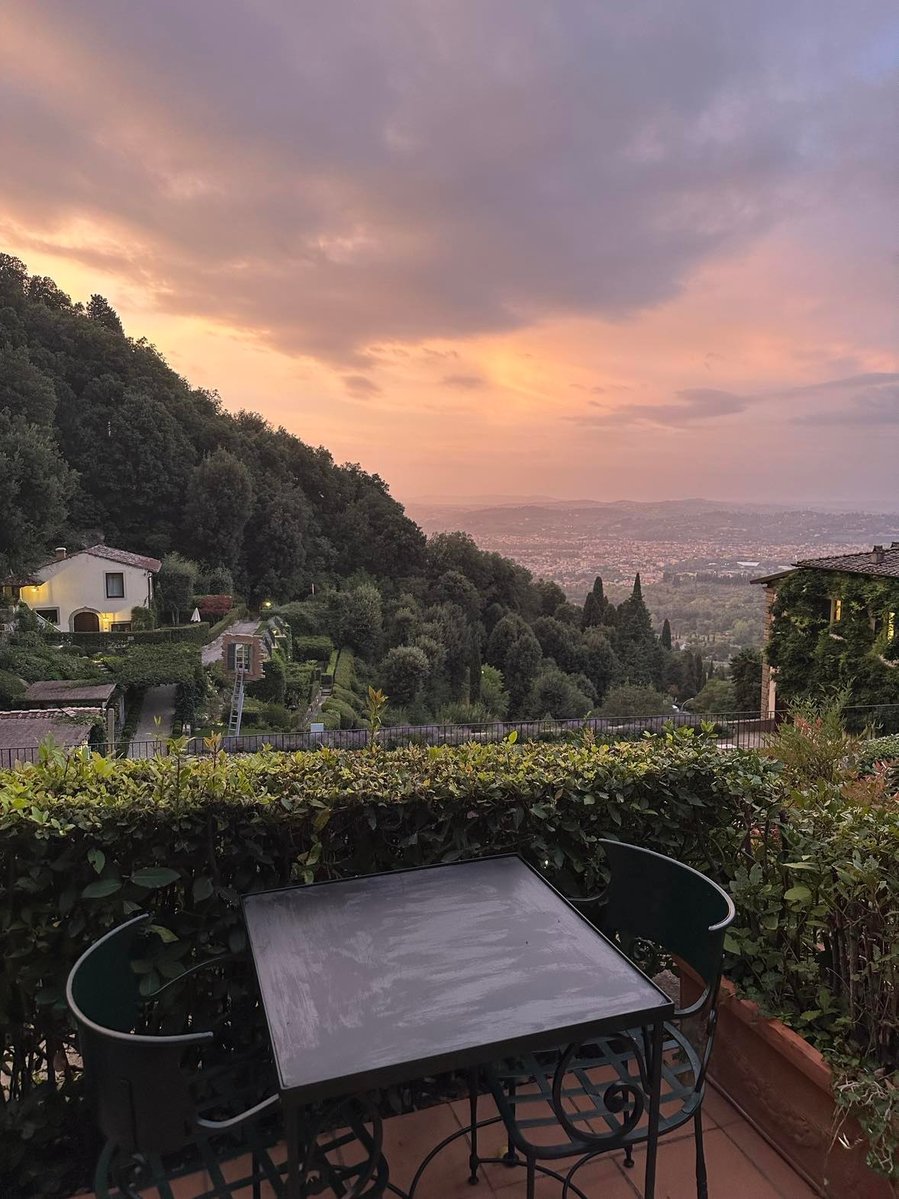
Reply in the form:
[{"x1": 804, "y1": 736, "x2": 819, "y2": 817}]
[{"x1": 21, "y1": 545, "x2": 161, "y2": 633}]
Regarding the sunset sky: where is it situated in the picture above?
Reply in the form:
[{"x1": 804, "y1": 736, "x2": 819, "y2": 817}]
[{"x1": 2, "y1": 1, "x2": 897, "y2": 506}]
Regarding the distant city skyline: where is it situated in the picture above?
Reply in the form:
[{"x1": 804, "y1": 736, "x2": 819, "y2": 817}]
[{"x1": 2, "y1": 2, "x2": 897, "y2": 504}]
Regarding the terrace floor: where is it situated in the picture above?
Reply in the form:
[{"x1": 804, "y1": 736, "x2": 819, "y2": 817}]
[{"x1": 89, "y1": 1084, "x2": 817, "y2": 1198}]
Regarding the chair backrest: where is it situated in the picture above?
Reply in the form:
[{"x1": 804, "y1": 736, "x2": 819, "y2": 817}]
[
  {"x1": 597, "y1": 839, "x2": 735, "y2": 994},
  {"x1": 66, "y1": 913, "x2": 209, "y2": 1156}
]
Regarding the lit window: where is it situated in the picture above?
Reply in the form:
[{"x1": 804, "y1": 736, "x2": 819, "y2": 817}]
[
  {"x1": 105, "y1": 572, "x2": 125, "y2": 598},
  {"x1": 832, "y1": 597, "x2": 843, "y2": 623}
]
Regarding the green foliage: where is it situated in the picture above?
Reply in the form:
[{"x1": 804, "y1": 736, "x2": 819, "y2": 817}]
[
  {"x1": 615, "y1": 573, "x2": 664, "y2": 688},
  {"x1": 333, "y1": 585, "x2": 383, "y2": 658},
  {"x1": 283, "y1": 662, "x2": 314, "y2": 709},
  {"x1": 52, "y1": 624, "x2": 210, "y2": 652},
  {"x1": 247, "y1": 657, "x2": 286, "y2": 704},
  {"x1": 184, "y1": 448, "x2": 253, "y2": 567},
  {"x1": 112, "y1": 642, "x2": 203, "y2": 689},
  {"x1": 0, "y1": 634, "x2": 102, "y2": 683},
  {"x1": 0, "y1": 668, "x2": 26, "y2": 704},
  {"x1": 767, "y1": 569, "x2": 899, "y2": 709},
  {"x1": 685, "y1": 678, "x2": 736, "y2": 714},
  {"x1": 724, "y1": 786, "x2": 899, "y2": 1177},
  {"x1": 321, "y1": 696, "x2": 362, "y2": 729},
  {"x1": 479, "y1": 664, "x2": 510, "y2": 719},
  {"x1": 598, "y1": 683, "x2": 673, "y2": 718},
  {"x1": 0, "y1": 409, "x2": 75, "y2": 575},
  {"x1": 293, "y1": 635, "x2": 334, "y2": 663},
  {"x1": 129, "y1": 605, "x2": 156, "y2": 631},
  {"x1": 364, "y1": 686, "x2": 389, "y2": 747},
  {"x1": 763, "y1": 695, "x2": 864, "y2": 790},
  {"x1": 378, "y1": 645, "x2": 430, "y2": 705},
  {"x1": 241, "y1": 700, "x2": 293, "y2": 731},
  {"x1": 528, "y1": 665, "x2": 593, "y2": 718},
  {"x1": 730, "y1": 646, "x2": 762, "y2": 713},
  {"x1": 486, "y1": 614, "x2": 543, "y2": 714},
  {"x1": 154, "y1": 554, "x2": 199, "y2": 626},
  {"x1": 333, "y1": 648, "x2": 358, "y2": 694}
]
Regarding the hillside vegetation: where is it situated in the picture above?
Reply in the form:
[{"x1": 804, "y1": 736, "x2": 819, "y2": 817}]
[{"x1": 0, "y1": 254, "x2": 744, "y2": 722}]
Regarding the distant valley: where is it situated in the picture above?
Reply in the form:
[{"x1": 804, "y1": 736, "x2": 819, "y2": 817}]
[{"x1": 407, "y1": 499, "x2": 899, "y2": 653}]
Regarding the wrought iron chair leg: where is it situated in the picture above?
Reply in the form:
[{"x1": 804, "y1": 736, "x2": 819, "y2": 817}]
[
  {"x1": 694, "y1": 1110, "x2": 709, "y2": 1199},
  {"x1": 526, "y1": 1153, "x2": 536, "y2": 1199},
  {"x1": 468, "y1": 1071, "x2": 480, "y2": 1184},
  {"x1": 503, "y1": 1080, "x2": 518, "y2": 1164},
  {"x1": 252, "y1": 1149, "x2": 261, "y2": 1199},
  {"x1": 623, "y1": 1144, "x2": 634, "y2": 1169}
]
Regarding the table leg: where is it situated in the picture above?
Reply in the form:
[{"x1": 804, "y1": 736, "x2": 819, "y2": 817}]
[
  {"x1": 286, "y1": 1101, "x2": 301, "y2": 1199},
  {"x1": 643, "y1": 1018, "x2": 664, "y2": 1199}
]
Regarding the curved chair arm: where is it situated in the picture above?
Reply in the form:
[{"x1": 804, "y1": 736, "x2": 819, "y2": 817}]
[
  {"x1": 196, "y1": 1091, "x2": 280, "y2": 1133},
  {"x1": 673, "y1": 983, "x2": 713, "y2": 1021}
]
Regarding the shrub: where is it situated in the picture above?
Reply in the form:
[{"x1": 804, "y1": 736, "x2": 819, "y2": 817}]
[
  {"x1": 322, "y1": 696, "x2": 361, "y2": 729},
  {"x1": 113, "y1": 642, "x2": 204, "y2": 689},
  {"x1": 276, "y1": 600, "x2": 326, "y2": 638},
  {"x1": 246, "y1": 657, "x2": 286, "y2": 704},
  {"x1": 196, "y1": 594, "x2": 233, "y2": 622},
  {"x1": 598, "y1": 684, "x2": 672, "y2": 718},
  {"x1": 0, "y1": 668, "x2": 25, "y2": 705},
  {"x1": 333, "y1": 648, "x2": 356, "y2": 691},
  {"x1": 293, "y1": 635, "x2": 334, "y2": 664},
  {"x1": 0, "y1": 635, "x2": 102, "y2": 682},
  {"x1": 283, "y1": 663, "x2": 314, "y2": 709},
  {"x1": 129, "y1": 605, "x2": 156, "y2": 631}
]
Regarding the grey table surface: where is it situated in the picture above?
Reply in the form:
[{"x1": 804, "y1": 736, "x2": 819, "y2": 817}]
[{"x1": 243, "y1": 855, "x2": 673, "y2": 1102}]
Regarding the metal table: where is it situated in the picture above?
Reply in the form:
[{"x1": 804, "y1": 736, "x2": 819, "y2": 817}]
[{"x1": 243, "y1": 855, "x2": 674, "y2": 1197}]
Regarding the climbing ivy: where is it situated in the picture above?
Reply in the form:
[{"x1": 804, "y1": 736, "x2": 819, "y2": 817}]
[{"x1": 767, "y1": 570, "x2": 899, "y2": 715}]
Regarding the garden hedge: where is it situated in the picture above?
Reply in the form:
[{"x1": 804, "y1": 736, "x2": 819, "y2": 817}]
[{"x1": 0, "y1": 733, "x2": 776, "y2": 1196}]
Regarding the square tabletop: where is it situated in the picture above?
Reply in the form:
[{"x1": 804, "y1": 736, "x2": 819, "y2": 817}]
[{"x1": 243, "y1": 855, "x2": 673, "y2": 1102}]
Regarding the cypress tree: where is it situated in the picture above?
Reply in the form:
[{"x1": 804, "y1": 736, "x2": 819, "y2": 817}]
[
  {"x1": 660, "y1": 618, "x2": 672, "y2": 651},
  {"x1": 615, "y1": 574, "x2": 664, "y2": 688}
]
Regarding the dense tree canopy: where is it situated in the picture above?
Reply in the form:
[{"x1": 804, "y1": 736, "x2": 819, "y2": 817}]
[{"x1": 0, "y1": 253, "x2": 424, "y2": 596}]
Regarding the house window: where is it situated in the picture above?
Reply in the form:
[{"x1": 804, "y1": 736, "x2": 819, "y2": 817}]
[
  {"x1": 35, "y1": 608, "x2": 60, "y2": 625},
  {"x1": 832, "y1": 597, "x2": 843, "y2": 623},
  {"x1": 111, "y1": 621, "x2": 133, "y2": 632},
  {"x1": 105, "y1": 572, "x2": 125, "y2": 599}
]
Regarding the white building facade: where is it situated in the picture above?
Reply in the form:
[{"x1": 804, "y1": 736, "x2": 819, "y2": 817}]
[{"x1": 24, "y1": 545, "x2": 161, "y2": 632}]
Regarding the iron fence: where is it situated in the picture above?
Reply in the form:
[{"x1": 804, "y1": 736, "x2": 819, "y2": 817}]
[{"x1": 5, "y1": 704, "x2": 899, "y2": 768}]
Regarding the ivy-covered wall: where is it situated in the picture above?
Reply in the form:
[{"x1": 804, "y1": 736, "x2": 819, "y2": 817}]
[{"x1": 767, "y1": 569, "x2": 899, "y2": 711}]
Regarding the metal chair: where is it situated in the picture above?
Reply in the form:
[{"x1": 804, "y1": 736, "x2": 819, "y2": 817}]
[
  {"x1": 67, "y1": 913, "x2": 390, "y2": 1198},
  {"x1": 466, "y1": 840, "x2": 736, "y2": 1199}
]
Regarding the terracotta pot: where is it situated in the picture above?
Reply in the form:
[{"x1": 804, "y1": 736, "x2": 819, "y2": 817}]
[{"x1": 680, "y1": 968, "x2": 896, "y2": 1198}]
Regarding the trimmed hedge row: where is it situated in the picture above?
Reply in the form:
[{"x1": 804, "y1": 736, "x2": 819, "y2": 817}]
[
  {"x1": 50, "y1": 624, "x2": 210, "y2": 651},
  {"x1": 0, "y1": 733, "x2": 776, "y2": 1196}
]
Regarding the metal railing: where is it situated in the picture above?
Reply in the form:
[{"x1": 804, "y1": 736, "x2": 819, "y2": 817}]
[{"x1": 5, "y1": 704, "x2": 899, "y2": 767}]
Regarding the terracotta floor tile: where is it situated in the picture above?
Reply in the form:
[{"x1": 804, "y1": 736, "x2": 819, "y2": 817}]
[
  {"x1": 702, "y1": 1085, "x2": 742, "y2": 1129},
  {"x1": 381, "y1": 1104, "x2": 493, "y2": 1197},
  {"x1": 630, "y1": 1127, "x2": 789, "y2": 1199},
  {"x1": 168, "y1": 1174, "x2": 212, "y2": 1199},
  {"x1": 533, "y1": 1154, "x2": 642, "y2": 1198},
  {"x1": 722, "y1": 1118, "x2": 819, "y2": 1198},
  {"x1": 70, "y1": 1098, "x2": 817, "y2": 1199}
]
